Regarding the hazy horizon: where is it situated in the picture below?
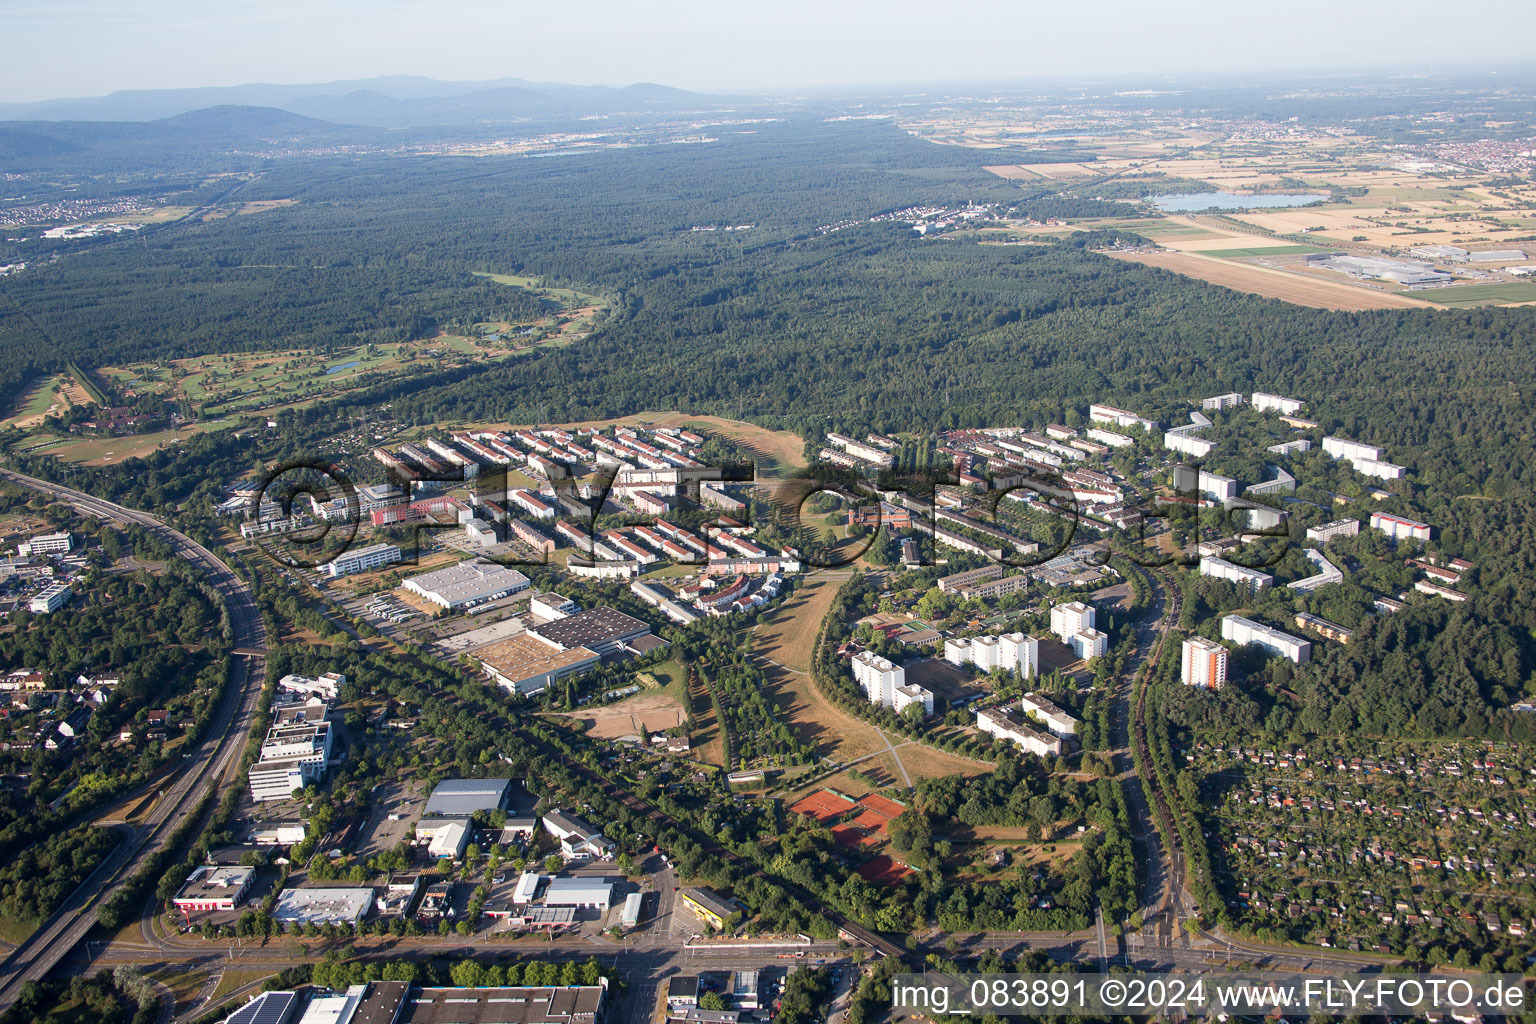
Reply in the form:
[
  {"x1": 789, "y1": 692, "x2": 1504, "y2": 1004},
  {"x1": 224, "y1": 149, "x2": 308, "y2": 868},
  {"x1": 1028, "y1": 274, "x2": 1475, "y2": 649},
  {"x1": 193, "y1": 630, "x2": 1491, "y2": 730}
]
[{"x1": 5, "y1": 0, "x2": 1536, "y2": 105}]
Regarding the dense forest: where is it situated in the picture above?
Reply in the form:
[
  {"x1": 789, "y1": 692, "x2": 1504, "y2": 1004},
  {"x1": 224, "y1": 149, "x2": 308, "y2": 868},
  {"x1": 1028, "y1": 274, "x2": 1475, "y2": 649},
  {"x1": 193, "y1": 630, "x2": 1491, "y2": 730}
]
[{"x1": 5, "y1": 114, "x2": 1536, "y2": 726}]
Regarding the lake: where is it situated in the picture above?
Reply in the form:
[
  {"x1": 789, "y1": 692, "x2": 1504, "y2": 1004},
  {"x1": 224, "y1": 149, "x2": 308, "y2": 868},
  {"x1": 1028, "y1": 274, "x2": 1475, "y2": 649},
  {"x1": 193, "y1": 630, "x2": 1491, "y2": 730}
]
[
  {"x1": 1150, "y1": 192, "x2": 1327, "y2": 212},
  {"x1": 324, "y1": 360, "x2": 361, "y2": 374}
]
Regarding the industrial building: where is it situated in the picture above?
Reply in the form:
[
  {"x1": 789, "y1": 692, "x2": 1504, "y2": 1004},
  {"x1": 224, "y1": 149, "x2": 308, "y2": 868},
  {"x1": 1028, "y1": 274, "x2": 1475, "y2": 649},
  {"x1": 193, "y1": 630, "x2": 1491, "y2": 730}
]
[
  {"x1": 403, "y1": 560, "x2": 530, "y2": 610},
  {"x1": 28, "y1": 582, "x2": 72, "y2": 615},
  {"x1": 680, "y1": 887, "x2": 742, "y2": 930},
  {"x1": 1307, "y1": 253, "x2": 1451, "y2": 287},
  {"x1": 541, "y1": 877, "x2": 616, "y2": 912},
  {"x1": 422, "y1": 778, "x2": 511, "y2": 817},
  {"x1": 272, "y1": 886, "x2": 374, "y2": 927},
  {"x1": 1222, "y1": 614, "x2": 1312, "y2": 665},
  {"x1": 324, "y1": 542, "x2": 401, "y2": 578},
  {"x1": 475, "y1": 635, "x2": 600, "y2": 696},
  {"x1": 17, "y1": 531, "x2": 72, "y2": 557},
  {"x1": 1181, "y1": 636, "x2": 1229, "y2": 689},
  {"x1": 173, "y1": 865, "x2": 256, "y2": 913},
  {"x1": 528, "y1": 607, "x2": 654, "y2": 655},
  {"x1": 248, "y1": 702, "x2": 334, "y2": 802},
  {"x1": 542, "y1": 809, "x2": 616, "y2": 861}
]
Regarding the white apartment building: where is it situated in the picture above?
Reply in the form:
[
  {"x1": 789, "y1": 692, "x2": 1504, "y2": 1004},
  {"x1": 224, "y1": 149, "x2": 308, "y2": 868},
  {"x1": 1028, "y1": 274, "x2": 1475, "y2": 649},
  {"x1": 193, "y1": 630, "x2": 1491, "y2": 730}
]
[
  {"x1": 1181, "y1": 636, "x2": 1229, "y2": 689},
  {"x1": 1086, "y1": 428, "x2": 1134, "y2": 449},
  {"x1": 1199, "y1": 556, "x2": 1273, "y2": 590},
  {"x1": 1088, "y1": 404, "x2": 1158, "y2": 432},
  {"x1": 324, "y1": 542, "x2": 401, "y2": 578},
  {"x1": 1201, "y1": 392, "x2": 1244, "y2": 411},
  {"x1": 1306, "y1": 519, "x2": 1360, "y2": 543},
  {"x1": 1251, "y1": 392, "x2": 1304, "y2": 416},
  {"x1": 1198, "y1": 470, "x2": 1239, "y2": 502},
  {"x1": 1221, "y1": 614, "x2": 1312, "y2": 665},
  {"x1": 976, "y1": 705, "x2": 1063, "y2": 758},
  {"x1": 893, "y1": 683, "x2": 935, "y2": 717},
  {"x1": 944, "y1": 632, "x2": 1038, "y2": 678},
  {"x1": 1050, "y1": 601, "x2": 1095, "y2": 642},
  {"x1": 1067, "y1": 628, "x2": 1108, "y2": 660},
  {"x1": 1164, "y1": 428, "x2": 1216, "y2": 458},
  {"x1": 1019, "y1": 692, "x2": 1077, "y2": 736},
  {"x1": 851, "y1": 651, "x2": 904, "y2": 708},
  {"x1": 1048, "y1": 603, "x2": 1108, "y2": 660},
  {"x1": 1353, "y1": 457, "x2": 1406, "y2": 480},
  {"x1": 1322, "y1": 436, "x2": 1382, "y2": 462},
  {"x1": 1370, "y1": 512, "x2": 1432, "y2": 544}
]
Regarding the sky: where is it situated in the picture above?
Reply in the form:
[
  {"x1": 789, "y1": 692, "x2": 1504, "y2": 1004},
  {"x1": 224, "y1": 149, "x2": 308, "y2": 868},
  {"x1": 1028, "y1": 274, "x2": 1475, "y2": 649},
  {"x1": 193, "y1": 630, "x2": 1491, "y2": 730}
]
[{"x1": 5, "y1": 0, "x2": 1536, "y2": 102}]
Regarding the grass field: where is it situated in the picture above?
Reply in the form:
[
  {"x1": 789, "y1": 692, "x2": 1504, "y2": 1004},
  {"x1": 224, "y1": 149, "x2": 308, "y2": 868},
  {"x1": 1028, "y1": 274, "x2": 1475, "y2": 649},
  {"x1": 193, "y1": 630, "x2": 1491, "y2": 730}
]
[
  {"x1": 0, "y1": 916, "x2": 36, "y2": 947},
  {"x1": 1202, "y1": 244, "x2": 1330, "y2": 259},
  {"x1": 1, "y1": 374, "x2": 66, "y2": 429},
  {"x1": 1415, "y1": 281, "x2": 1536, "y2": 307},
  {"x1": 753, "y1": 577, "x2": 889, "y2": 761}
]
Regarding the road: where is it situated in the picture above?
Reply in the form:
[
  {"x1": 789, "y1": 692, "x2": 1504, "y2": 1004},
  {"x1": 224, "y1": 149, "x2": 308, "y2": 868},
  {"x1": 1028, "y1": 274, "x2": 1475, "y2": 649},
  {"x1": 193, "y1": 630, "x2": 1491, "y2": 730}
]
[{"x1": 0, "y1": 469, "x2": 269, "y2": 1013}]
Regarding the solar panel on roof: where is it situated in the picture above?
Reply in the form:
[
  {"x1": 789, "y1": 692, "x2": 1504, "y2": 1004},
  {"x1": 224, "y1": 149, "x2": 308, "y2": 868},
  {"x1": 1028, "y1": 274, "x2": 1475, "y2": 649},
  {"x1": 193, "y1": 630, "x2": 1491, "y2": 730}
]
[{"x1": 227, "y1": 991, "x2": 299, "y2": 1024}]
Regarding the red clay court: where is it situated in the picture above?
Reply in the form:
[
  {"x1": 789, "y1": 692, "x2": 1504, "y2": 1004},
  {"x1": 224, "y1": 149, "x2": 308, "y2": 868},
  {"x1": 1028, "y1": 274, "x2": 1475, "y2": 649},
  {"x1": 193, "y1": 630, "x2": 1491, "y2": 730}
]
[
  {"x1": 788, "y1": 789, "x2": 859, "y2": 823},
  {"x1": 856, "y1": 855, "x2": 913, "y2": 886}
]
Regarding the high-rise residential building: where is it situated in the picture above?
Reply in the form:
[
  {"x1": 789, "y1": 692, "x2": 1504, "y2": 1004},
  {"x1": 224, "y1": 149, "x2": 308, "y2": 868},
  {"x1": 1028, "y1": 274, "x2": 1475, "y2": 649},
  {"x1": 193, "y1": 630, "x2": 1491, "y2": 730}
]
[{"x1": 1181, "y1": 636, "x2": 1229, "y2": 689}]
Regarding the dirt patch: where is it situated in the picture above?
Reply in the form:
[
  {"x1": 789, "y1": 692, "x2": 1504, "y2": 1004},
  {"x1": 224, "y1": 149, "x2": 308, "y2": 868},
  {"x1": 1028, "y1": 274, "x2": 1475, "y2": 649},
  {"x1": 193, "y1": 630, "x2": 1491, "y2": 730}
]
[
  {"x1": 558, "y1": 691, "x2": 687, "y2": 740},
  {"x1": 1106, "y1": 249, "x2": 1426, "y2": 311}
]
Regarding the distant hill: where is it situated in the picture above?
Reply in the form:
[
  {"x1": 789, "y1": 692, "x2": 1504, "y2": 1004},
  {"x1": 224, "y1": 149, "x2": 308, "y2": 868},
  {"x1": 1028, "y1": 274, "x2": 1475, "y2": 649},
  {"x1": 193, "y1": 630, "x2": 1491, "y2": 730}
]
[
  {"x1": 155, "y1": 105, "x2": 345, "y2": 137},
  {"x1": 0, "y1": 106, "x2": 377, "y2": 170},
  {"x1": 0, "y1": 76, "x2": 746, "y2": 127}
]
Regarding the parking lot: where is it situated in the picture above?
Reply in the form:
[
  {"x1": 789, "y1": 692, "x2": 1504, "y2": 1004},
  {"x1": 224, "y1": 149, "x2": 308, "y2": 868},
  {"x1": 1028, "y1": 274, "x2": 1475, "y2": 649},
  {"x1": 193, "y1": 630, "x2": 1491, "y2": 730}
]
[{"x1": 354, "y1": 779, "x2": 425, "y2": 858}]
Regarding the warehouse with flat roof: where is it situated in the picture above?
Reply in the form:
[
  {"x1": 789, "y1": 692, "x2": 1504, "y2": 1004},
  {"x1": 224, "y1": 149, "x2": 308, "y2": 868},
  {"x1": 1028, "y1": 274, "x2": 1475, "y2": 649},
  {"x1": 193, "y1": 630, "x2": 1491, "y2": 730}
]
[
  {"x1": 403, "y1": 560, "x2": 530, "y2": 610},
  {"x1": 476, "y1": 634, "x2": 600, "y2": 696},
  {"x1": 422, "y1": 778, "x2": 512, "y2": 817},
  {"x1": 272, "y1": 886, "x2": 373, "y2": 927},
  {"x1": 528, "y1": 607, "x2": 652, "y2": 655}
]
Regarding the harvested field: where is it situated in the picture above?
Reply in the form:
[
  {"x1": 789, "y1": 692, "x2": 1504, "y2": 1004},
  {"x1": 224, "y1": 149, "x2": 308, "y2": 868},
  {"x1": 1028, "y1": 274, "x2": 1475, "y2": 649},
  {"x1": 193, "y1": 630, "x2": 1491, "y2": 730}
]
[
  {"x1": 1106, "y1": 249, "x2": 1426, "y2": 310},
  {"x1": 559, "y1": 692, "x2": 687, "y2": 740}
]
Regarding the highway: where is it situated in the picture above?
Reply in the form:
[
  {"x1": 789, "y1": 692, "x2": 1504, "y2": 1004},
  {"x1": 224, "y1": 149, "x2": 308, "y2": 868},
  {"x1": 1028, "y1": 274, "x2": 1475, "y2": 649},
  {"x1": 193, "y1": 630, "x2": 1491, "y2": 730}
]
[{"x1": 0, "y1": 469, "x2": 269, "y2": 1013}]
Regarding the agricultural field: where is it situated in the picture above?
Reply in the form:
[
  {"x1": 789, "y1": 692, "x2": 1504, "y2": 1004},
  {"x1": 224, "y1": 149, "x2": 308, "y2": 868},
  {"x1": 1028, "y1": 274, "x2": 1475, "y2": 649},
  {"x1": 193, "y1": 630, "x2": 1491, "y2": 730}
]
[{"x1": 937, "y1": 113, "x2": 1536, "y2": 308}]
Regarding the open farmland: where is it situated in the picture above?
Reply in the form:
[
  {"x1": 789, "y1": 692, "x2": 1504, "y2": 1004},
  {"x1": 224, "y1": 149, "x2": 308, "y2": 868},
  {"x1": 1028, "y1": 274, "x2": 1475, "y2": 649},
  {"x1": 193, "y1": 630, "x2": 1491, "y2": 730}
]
[{"x1": 1105, "y1": 249, "x2": 1428, "y2": 310}]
